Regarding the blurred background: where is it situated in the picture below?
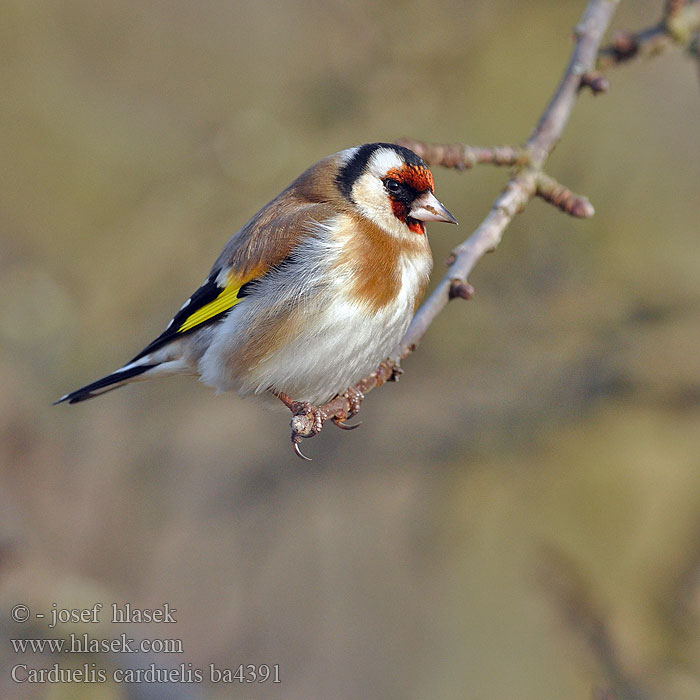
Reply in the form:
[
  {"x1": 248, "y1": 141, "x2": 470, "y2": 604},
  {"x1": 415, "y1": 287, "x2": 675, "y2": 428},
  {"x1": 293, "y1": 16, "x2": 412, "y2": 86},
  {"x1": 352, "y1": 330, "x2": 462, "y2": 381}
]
[{"x1": 1, "y1": 0, "x2": 698, "y2": 698}]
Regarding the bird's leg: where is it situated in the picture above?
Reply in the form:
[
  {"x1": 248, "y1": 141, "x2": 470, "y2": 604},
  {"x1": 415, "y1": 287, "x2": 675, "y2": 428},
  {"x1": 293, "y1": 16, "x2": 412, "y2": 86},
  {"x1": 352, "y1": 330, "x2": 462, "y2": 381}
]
[{"x1": 273, "y1": 385, "x2": 367, "y2": 458}]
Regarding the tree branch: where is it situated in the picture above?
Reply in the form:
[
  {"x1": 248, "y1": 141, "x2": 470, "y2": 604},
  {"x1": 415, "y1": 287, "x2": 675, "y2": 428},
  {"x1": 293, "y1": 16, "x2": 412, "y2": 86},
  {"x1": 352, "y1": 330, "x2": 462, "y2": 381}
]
[
  {"x1": 395, "y1": 140, "x2": 529, "y2": 170},
  {"x1": 597, "y1": 0, "x2": 700, "y2": 68},
  {"x1": 401, "y1": 0, "x2": 621, "y2": 353}
]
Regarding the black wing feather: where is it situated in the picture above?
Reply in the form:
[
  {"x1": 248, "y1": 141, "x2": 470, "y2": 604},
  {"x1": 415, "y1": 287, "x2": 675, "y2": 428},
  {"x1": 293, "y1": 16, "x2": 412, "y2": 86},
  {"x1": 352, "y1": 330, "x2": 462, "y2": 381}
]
[{"x1": 129, "y1": 275, "x2": 253, "y2": 363}]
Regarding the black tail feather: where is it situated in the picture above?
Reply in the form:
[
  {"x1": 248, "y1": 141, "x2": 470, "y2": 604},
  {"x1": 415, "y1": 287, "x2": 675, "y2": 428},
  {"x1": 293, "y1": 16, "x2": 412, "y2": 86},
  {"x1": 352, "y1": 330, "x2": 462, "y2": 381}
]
[{"x1": 54, "y1": 364, "x2": 156, "y2": 405}]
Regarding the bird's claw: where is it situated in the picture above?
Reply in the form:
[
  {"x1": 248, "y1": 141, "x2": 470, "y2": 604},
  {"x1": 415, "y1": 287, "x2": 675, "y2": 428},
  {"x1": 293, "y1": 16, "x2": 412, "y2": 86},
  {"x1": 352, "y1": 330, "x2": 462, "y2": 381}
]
[
  {"x1": 332, "y1": 417, "x2": 362, "y2": 430},
  {"x1": 292, "y1": 438, "x2": 312, "y2": 461},
  {"x1": 277, "y1": 386, "x2": 366, "y2": 460},
  {"x1": 330, "y1": 386, "x2": 365, "y2": 430},
  {"x1": 289, "y1": 401, "x2": 323, "y2": 461}
]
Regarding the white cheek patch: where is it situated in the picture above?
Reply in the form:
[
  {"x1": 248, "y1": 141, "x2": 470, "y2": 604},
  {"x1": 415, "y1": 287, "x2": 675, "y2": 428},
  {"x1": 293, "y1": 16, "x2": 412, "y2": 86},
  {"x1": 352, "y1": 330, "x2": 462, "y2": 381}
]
[
  {"x1": 350, "y1": 172, "x2": 407, "y2": 239},
  {"x1": 351, "y1": 172, "x2": 389, "y2": 216}
]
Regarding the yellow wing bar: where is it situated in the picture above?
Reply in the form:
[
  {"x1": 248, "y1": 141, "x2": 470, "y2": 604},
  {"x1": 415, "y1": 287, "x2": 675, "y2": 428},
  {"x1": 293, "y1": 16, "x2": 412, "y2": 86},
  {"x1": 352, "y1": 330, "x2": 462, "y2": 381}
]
[{"x1": 178, "y1": 283, "x2": 244, "y2": 333}]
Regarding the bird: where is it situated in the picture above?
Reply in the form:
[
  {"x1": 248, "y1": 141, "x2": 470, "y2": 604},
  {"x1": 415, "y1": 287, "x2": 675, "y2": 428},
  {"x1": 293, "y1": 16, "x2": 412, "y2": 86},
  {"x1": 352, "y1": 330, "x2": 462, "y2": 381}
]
[{"x1": 56, "y1": 142, "x2": 457, "y2": 456}]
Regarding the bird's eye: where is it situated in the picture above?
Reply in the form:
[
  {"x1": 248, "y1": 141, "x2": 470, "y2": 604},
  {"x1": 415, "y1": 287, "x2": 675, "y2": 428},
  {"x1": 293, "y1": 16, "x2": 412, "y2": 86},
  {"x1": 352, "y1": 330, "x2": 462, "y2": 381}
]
[{"x1": 385, "y1": 179, "x2": 402, "y2": 195}]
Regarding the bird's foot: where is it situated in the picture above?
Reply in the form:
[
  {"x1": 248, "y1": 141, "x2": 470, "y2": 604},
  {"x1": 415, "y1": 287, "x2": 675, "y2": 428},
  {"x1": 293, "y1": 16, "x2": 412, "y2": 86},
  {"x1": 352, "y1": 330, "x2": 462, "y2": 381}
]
[
  {"x1": 274, "y1": 361, "x2": 402, "y2": 459},
  {"x1": 274, "y1": 385, "x2": 370, "y2": 460},
  {"x1": 332, "y1": 386, "x2": 364, "y2": 430},
  {"x1": 275, "y1": 392, "x2": 323, "y2": 461}
]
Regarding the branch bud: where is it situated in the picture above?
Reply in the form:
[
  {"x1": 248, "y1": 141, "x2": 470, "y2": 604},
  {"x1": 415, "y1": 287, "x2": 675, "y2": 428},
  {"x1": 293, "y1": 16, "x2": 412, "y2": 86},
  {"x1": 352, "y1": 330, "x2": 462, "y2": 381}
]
[
  {"x1": 579, "y1": 71, "x2": 610, "y2": 94},
  {"x1": 449, "y1": 280, "x2": 475, "y2": 300}
]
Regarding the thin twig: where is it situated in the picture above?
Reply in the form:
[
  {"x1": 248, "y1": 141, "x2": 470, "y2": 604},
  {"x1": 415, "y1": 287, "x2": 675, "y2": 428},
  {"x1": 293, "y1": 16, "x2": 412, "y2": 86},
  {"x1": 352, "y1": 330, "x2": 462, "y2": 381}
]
[
  {"x1": 395, "y1": 139, "x2": 529, "y2": 170},
  {"x1": 536, "y1": 172, "x2": 596, "y2": 218},
  {"x1": 597, "y1": 0, "x2": 700, "y2": 68},
  {"x1": 579, "y1": 70, "x2": 611, "y2": 93}
]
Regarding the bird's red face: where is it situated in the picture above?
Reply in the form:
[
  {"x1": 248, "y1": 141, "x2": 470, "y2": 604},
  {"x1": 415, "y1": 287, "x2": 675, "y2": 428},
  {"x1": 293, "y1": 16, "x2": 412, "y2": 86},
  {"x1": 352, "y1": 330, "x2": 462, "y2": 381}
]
[
  {"x1": 382, "y1": 163, "x2": 456, "y2": 235},
  {"x1": 384, "y1": 164, "x2": 435, "y2": 234}
]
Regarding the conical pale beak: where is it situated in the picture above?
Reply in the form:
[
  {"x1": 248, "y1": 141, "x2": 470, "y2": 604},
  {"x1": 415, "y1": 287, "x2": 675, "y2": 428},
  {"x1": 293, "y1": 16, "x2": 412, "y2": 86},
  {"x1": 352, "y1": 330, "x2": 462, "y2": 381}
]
[{"x1": 409, "y1": 191, "x2": 458, "y2": 224}]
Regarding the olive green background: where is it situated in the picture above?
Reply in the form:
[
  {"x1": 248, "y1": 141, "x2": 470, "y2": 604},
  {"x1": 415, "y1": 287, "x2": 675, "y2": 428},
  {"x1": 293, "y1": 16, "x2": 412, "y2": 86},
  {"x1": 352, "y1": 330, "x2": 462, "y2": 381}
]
[{"x1": 1, "y1": 1, "x2": 699, "y2": 698}]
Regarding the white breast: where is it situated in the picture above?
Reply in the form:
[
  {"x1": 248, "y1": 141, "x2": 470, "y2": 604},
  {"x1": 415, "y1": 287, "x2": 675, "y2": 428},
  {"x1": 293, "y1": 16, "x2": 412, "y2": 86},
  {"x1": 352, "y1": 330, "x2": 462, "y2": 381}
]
[{"x1": 198, "y1": 224, "x2": 431, "y2": 405}]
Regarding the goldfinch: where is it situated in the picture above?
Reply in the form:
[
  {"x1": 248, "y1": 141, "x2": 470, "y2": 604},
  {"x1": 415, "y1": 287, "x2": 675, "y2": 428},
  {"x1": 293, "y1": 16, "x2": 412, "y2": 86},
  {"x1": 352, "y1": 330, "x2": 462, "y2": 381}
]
[{"x1": 56, "y1": 143, "x2": 456, "y2": 423}]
